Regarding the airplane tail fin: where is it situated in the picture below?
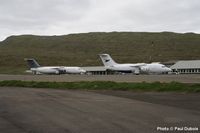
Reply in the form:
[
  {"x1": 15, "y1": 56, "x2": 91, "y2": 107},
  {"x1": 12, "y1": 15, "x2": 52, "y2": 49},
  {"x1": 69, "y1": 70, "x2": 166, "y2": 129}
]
[
  {"x1": 25, "y1": 58, "x2": 40, "y2": 68},
  {"x1": 99, "y1": 54, "x2": 118, "y2": 67}
]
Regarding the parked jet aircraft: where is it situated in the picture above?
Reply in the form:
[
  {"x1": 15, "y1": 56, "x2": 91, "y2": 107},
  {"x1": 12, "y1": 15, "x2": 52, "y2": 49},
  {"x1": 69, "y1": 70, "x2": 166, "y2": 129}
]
[
  {"x1": 25, "y1": 58, "x2": 86, "y2": 75},
  {"x1": 99, "y1": 54, "x2": 172, "y2": 74}
]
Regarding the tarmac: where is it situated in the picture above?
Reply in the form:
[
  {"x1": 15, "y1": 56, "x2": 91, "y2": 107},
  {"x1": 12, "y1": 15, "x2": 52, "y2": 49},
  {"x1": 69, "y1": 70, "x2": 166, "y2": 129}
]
[
  {"x1": 0, "y1": 87, "x2": 199, "y2": 133},
  {"x1": 0, "y1": 74, "x2": 200, "y2": 83}
]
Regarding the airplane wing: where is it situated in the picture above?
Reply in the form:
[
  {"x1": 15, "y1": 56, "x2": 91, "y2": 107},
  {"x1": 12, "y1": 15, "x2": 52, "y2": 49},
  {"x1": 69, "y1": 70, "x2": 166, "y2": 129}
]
[
  {"x1": 129, "y1": 63, "x2": 146, "y2": 67},
  {"x1": 129, "y1": 63, "x2": 146, "y2": 74},
  {"x1": 52, "y1": 67, "x2": 66, "y2": 74}
]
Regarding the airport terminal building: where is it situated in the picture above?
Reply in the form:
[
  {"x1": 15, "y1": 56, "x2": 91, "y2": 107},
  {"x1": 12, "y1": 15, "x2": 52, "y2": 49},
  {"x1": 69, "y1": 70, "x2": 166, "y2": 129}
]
[{"x1": 170, "y1": 60, "x2": 200, "y2": 74}]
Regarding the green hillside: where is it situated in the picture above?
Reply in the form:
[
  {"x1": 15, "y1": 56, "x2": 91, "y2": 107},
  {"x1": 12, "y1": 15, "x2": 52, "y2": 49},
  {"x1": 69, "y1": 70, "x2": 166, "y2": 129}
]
[{"x1": 0, "y1": 32, "x2": 200, "y2": 74}]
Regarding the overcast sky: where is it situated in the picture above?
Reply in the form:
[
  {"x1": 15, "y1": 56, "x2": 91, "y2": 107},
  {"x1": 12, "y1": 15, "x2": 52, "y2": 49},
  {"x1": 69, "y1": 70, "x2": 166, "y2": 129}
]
[{"x1": 0, "y1": 0, "x2": 200, "y2": 41}]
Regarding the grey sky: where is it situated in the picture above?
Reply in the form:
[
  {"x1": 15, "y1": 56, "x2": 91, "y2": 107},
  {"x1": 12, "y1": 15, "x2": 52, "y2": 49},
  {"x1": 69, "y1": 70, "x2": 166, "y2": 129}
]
[{"x1": 0, "y1": 0, "x2": 200, "y2": 41}]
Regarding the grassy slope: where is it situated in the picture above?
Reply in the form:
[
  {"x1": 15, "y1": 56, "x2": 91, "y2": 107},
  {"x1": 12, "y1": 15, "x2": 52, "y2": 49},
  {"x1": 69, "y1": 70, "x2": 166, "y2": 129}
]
[{"x1": 0, "y1": 32, "x2": 200, "y2": 74}]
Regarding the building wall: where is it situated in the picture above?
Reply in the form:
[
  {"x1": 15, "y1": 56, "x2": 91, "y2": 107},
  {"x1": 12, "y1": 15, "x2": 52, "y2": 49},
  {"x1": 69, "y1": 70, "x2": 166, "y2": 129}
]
[
  {"x1": 170, "y1": 60, "x2": 200, "y2": 74},
  {"x1": 86, "y1": 71, "x2": 115, "y2": 75},
  {"x1": 172, "y1": 68, "x2": 200, "y2": 74}
]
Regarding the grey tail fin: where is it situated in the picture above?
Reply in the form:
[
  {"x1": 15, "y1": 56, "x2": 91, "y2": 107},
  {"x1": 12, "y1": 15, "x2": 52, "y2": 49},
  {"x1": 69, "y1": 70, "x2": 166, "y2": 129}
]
[
  {"x1": 99, "y1": 54, "x2": 118, "y2": 67},
  {"x1": 25, "y1": 58, "x2": 40, "y2": 68}
]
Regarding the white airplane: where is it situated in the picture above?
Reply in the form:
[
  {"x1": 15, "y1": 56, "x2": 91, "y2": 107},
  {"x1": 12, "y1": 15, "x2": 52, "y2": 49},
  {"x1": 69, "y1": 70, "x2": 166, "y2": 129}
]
[
  {"x1": 99, "y1": 54, "x2": 172, "y2": 74},
  {"x1": 25, "y1": 58, "x2": 86, "y2": 75}
]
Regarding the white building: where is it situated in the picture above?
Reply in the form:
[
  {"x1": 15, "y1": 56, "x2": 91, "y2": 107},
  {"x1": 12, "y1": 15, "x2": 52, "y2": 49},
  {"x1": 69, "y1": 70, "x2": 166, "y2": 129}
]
[{"x1": 170, "y1": 60, "x2": 200, "y2": 74}]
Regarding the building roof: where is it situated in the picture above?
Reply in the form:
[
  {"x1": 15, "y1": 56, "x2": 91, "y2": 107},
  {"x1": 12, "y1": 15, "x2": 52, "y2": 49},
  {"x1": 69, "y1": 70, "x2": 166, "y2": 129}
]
[
  {"x1": 170, "y1": 60, "x2": 200, "y2": 69},
  {"x1": 81, "y1": 66, "x2": 106, "y2": 71}
]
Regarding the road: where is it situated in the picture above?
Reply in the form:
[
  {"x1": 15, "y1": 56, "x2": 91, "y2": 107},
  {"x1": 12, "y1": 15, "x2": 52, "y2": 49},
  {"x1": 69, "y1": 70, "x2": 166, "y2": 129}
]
[
  {"x1": 0, "y1": 74, "x2": 200, "y2": 83},
  {"x1": 0, "y1": 87, "x2": 199, "y2": 133}
]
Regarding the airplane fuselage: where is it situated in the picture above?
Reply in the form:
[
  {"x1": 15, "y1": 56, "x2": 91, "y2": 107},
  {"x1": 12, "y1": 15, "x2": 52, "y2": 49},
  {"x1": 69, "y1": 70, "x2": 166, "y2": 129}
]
[
  {"x1": 25, "y1": 58, "x2": 86, "y2": 75},
  {"x1": 105, "y1": 63, "x2": 171, "y2": 74},
  {"x1": 140, "y1": 63, "x2": 172, "y2": 74},
  {"x1": 106, "y1": 64, "x2": 139, "y2": 73},
  {"x1": 31, "y1": 66, "x2": 86, "y2": 75}
]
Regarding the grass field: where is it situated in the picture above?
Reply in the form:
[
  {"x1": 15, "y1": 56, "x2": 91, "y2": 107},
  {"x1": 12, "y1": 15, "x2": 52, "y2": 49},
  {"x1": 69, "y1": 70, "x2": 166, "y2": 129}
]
[
  {"x1": 0, "y1": 32, "x2": 200, "y2": 74},
  {"x1": 0, "y1": 80, "x2": 199, "y2": 92}
]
